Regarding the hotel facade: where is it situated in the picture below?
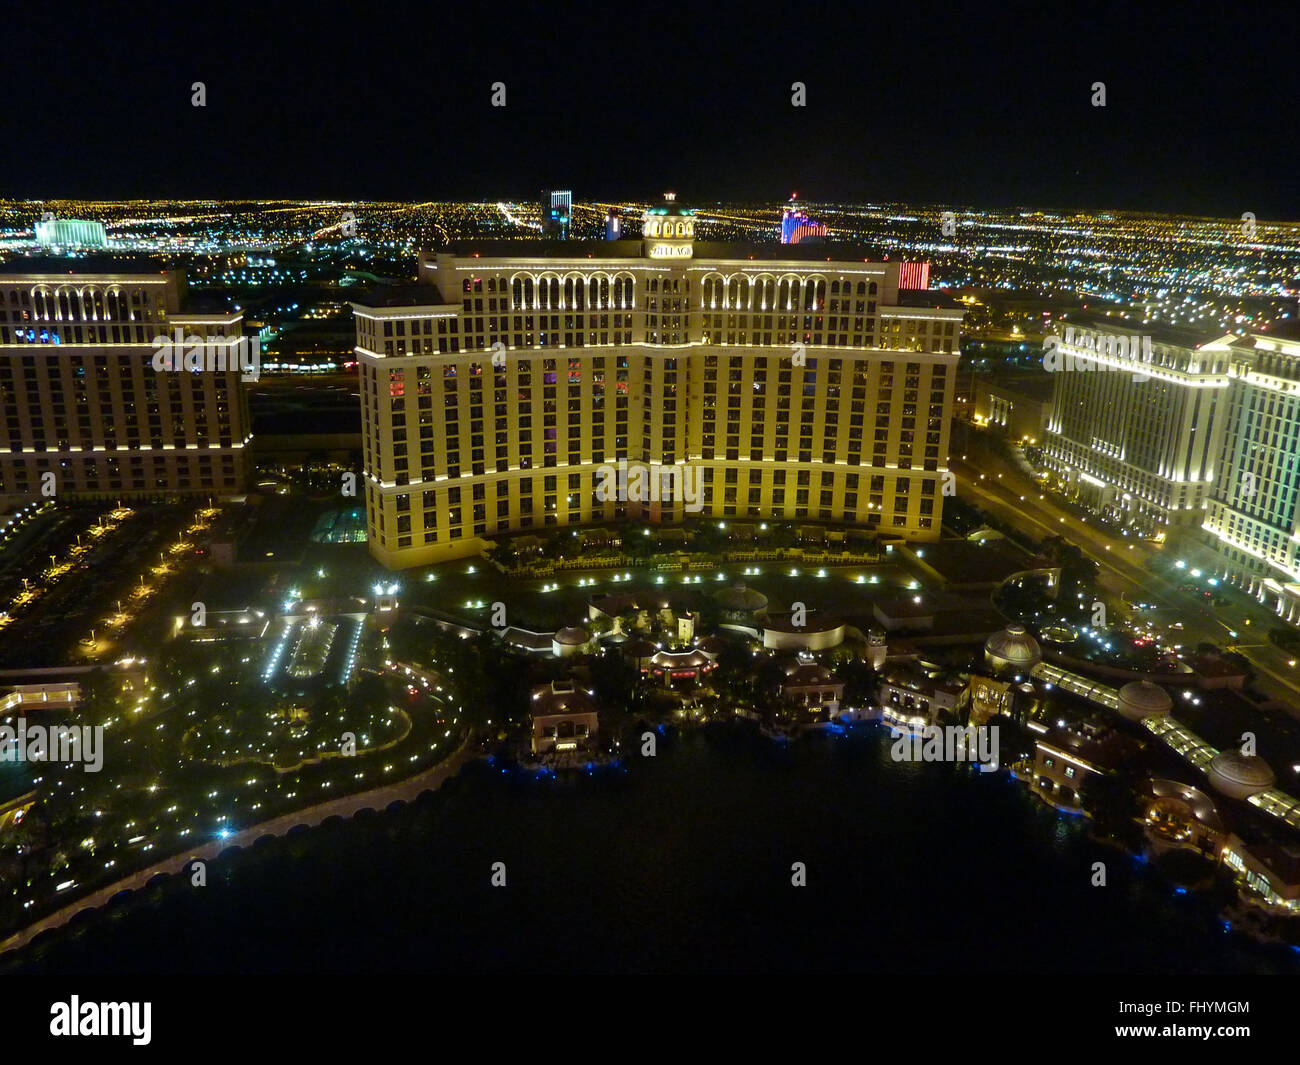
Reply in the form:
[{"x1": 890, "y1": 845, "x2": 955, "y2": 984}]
[
  {"x1": 1040, "y1": 315, "x2": 1300, "y2": 622},
  {"x1": 1041, "y1": 316, "x2": 1230, "y2": 535},
  {"x1": 1201, "y1": 331, "x2": 1300, "y2": 622},
  {"x1": 0, "y1": 260, "x2": 252, "y2": 504},
  {"x1": 353, "y1": 206, "x2": 965, "y2": 569}
]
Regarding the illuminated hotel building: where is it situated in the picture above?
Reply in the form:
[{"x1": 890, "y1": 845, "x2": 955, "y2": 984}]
[
  {"x1": 0, "y1": 260, "x2": 251, "y2": 503},
  {"x1": 35, "y1": 219, "x2": 108, "y2": 250},
  {"x1": 353, "y1": 200, "x2": 963, "y2": 569},
  {"x1": 1200, "y1": 330, "x2": 1300, "y2": 621},
  {"x1": 1041, "y1": 316, "x2": 1230, "y2": 536},
  {"x1": 1040, "y1": 315, "x2": 1300, "y2": 623}
]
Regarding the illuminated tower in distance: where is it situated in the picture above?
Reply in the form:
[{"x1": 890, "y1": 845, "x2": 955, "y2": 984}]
[
  {"x1": 780, "y1": 196, "x2": 827, "y2": 244},
  {"x1": 542, "y1": 190, "x2": 572, "y2": 239}
]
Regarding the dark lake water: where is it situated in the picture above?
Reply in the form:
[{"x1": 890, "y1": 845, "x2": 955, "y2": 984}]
[{"x1": 6, "y1": 724, "x2": 1296, "y2": 973}]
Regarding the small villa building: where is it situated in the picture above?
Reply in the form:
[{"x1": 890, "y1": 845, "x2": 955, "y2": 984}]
[{"x1": 530, "y1": 680, "x2": 600, "y2": 754}]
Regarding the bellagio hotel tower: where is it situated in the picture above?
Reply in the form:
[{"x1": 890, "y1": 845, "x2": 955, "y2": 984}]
[{"x1": 353, "y1": 198, "x2": 963, "y2": 569}]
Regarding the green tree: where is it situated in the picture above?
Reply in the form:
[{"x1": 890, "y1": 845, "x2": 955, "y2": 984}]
[{"x1": 1079, "y1": 769, "x2": 1142, "y2": 850}]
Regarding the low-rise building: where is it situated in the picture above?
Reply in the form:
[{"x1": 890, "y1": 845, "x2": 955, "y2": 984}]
[
  {"x1": 972, "y1": 373, "x2": 1054, "y2": 444},
  {"x1": 762, "y1": 610, "x2": 845, "y2": 651},
  {"x1": 1138, "y1": 777, "x2": 1227, "y2": 860},
  {"x1": 878, "y1": 666, "x2": 962, "y2": 731},
  {"x1": 1223, "y1": 838, "x2": 1300, "y2": 915},
  {"x1": 778, "y1": 658, "x2": 844, "y2": 715},
  {"x1": 1031, "y1": 714, "x2": 1143, "y2": 812},
  {"x1": 530, "y1": 679, "x2": 599, "y2": 754}
]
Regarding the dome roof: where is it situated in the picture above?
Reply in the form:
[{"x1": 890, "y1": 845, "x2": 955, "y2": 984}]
[
  {"x1": 1207, "y1": 750, "x2": 1275, "y2": 799},
  {"x1": 1144, "y1": 778, "x2": 1224, "y2": 830},
  {"x1": 622, "y1": 637, "x2": 658, "y2": 658},
  {"x1": 652, "y1": 649, "x2": 710, "y2": 669},
  {"x1": 1116, "y1": 681, "x2": 1173, "y2": 721},
  {"x1": 716, "y1": 582, "x2": 768, "y2": 612},
  {"x1": 553, "y1": 626, "x2": 590, "y2": 646},
  {"x1": 644, "y1": 193, "x2": 695, "y2": 218},
  {"x1": 644, "y1": 203, "x2": 696, "y2": 218},
  {"x1": 983, "y1": 624, "x2": 1042, "y2": 674}
]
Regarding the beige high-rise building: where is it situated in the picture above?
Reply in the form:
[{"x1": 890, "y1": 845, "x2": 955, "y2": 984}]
[
  {"x1": 1038, "y1": 315, "x2": 1300, "y2": 624},
  {"x1": 353, "y1": 202, "x2": 964, "y2": 569},
  {"x1": 0, "y1": 260, "x2": 252, "y2": 503},
  {"x1": 1041, "y1": 315, "x2": 1231, "y2": 537},
  {"x1": 1200, "y1": 330, "x2": 1300, "y2": 622}
]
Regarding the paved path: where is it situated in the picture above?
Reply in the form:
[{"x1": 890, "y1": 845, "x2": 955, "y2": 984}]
[{"x1": 0, "y1": 736, "x2": 477, "y2": 958}]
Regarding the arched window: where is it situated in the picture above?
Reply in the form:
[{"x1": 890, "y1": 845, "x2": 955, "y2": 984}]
[
  {"x1": 615, "y1": 274, "x2": 635, "y2": 308},
  {"x1": 703, "y1": 276, "x2": 721, "y2": 308},
  {"x1": 779, "y1": 278, "x2": 794, "y2": 311}
]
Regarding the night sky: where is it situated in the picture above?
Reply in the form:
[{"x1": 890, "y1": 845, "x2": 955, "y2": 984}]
[{"x1": 5, "y1": 2, "x2": 1296, "y2": 217}]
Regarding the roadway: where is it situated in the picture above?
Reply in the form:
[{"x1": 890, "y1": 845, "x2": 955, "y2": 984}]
[{"x1": 949, "y1": 425, "x2": 1300, "y2": 707}]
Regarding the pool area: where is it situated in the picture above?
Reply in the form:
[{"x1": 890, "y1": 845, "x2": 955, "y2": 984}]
[{"x1": 311, "y1": 508, "x2": 368, "y2": 544}]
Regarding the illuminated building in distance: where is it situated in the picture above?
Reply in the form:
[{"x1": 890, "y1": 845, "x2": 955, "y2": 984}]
[
  {"x1": 1040, "y1": 315, "x2": 1230, "y2": 536},
  {"x1": 0, "y1": 260, "x2": 252, "y2": 503},
  {"x1": 1200, "y1": 329, "x2": 1300, "y2": 622},
  {"x1": 1037, "y1": 313, "x2": 1300, "y2": 622},
  {"x1": 352, "y1": 196, "x2": 964, "y2": 569},
  {"x1": 780, "y1": 204, "x2": 827, "y2": 245},
  {"x1": 35, "y1": 218, "x2": 108, "y2": 249},
  {"x1": 541, "y1": 190, "x2": 572, "y2": 239}
]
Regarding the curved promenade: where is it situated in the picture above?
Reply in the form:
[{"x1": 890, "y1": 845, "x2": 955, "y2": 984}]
[{"x1": 0, "y1": 735, "x2": 477, "y2": 959}]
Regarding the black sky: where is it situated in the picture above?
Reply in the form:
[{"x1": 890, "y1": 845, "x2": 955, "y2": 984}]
[{"x1": 5, "y1": 1, "x2": 1296, "y2": 218}]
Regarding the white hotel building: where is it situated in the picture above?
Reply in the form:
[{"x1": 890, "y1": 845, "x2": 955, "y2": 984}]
[
  {"x1": 1041, "y1": 314, "x2": 1300, "y2": 623},
  {"x1": 1041, "y1": 316, "x2": 1230, "y2": 535},
  {"x1": 1201, "y1": 330, "x2": 1300, "y2": 622},
  {"x1": 352, "y1": 201, "x2": 964, "y2": 569}
]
